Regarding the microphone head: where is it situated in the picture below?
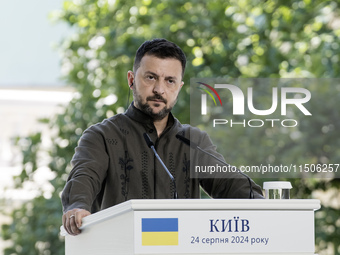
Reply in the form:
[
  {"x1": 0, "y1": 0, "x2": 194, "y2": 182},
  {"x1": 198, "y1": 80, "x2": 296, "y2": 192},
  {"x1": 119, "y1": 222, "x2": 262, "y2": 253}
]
[
  {"x1": 175, "y1": 134, "x2": 198, "y2": 149},
  {"x1": 143, "y1": 133, "x2": 154, "y2": 148},
  {"x1": 175, "y1": 134, "x2": 190, "y2": 146}
]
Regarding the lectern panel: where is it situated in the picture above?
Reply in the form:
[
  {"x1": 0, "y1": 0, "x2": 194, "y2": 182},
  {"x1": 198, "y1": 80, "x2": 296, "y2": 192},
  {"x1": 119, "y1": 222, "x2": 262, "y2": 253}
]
[
  {"x1": 134, "y1": 210, "x2": 314, "y2": 254},
  {"x1": 62, "y1": 199, "x2": 320, "y2": 255}
]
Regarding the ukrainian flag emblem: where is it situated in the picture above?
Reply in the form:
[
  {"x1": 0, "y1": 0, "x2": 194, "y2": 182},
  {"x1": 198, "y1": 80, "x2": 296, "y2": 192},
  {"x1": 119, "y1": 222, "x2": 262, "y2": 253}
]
[{"x1": 142, "y1": 218, "x2": 179, "y2": 246}]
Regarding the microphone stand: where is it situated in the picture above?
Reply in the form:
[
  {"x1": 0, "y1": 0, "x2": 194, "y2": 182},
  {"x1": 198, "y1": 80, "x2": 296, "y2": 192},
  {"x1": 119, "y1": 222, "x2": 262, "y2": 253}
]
[
  {"x1": 143, "y1": 133, "x2": 178, "y2": 199},
  {"x1": 176, "y1": 134, "x2": 254, "y2": 199}
]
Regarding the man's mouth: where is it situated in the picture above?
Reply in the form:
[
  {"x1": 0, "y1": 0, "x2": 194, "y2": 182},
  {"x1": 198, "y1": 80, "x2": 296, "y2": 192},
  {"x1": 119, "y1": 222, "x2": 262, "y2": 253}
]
[
  {"x1": 147, "y1": 96, "x2": 167, "y2": 104},
  {"x1": 150, "y1": 99, "x2": 164, "y2": 103}
]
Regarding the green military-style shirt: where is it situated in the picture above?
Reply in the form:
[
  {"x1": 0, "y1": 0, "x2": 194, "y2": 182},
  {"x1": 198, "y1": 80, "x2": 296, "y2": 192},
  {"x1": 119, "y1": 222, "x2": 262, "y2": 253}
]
[{"x1": 62, "y1": 103, "x2": 263, "y2": 213}]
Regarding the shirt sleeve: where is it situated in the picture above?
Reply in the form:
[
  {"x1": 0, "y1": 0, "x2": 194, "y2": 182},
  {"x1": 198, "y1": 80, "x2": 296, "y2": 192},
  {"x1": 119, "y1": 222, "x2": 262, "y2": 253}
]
[{"x1": 61, "y1": 125, "x2": 109, "y2": 212}]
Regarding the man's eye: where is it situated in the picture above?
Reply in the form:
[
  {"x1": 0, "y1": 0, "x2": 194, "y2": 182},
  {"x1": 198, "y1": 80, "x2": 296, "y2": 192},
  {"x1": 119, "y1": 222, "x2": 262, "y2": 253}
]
[{"x1": 147, "y1": 75, "x2": 155, "y2": 80}]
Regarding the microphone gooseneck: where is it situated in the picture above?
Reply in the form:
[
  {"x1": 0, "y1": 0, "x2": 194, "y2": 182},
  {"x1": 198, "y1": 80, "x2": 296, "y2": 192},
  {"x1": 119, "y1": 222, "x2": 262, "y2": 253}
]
[
  {"x1": 143, "y1": 133, "x2": 178, "y2": 199},
  {"x1": 176, "y1": 134, "x2": 255, "y2": 199}
]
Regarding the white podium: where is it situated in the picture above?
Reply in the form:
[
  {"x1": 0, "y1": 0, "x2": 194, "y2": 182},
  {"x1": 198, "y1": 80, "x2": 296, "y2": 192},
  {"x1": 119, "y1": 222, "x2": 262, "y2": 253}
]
[{"x1": 61, "y1": 199, "x2": 320, "y2": 255}]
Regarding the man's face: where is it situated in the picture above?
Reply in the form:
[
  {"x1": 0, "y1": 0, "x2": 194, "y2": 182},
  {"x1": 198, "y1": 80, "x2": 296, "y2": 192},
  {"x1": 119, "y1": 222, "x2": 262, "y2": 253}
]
[{"x1": 130, "y1": 55, "x2": 184, "y2": 120}]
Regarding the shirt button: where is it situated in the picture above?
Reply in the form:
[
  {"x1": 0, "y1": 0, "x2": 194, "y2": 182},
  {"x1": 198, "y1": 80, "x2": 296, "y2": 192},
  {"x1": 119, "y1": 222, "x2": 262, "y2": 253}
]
[{"x1": 149, "y1": 129, "x2": 154, "y2": 133}]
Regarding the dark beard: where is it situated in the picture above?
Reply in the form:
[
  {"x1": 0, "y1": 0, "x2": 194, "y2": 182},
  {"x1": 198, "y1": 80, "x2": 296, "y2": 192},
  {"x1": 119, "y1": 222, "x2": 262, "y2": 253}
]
[{"x1": 133, "y1": 91, "x2": 175, "y2": 121}]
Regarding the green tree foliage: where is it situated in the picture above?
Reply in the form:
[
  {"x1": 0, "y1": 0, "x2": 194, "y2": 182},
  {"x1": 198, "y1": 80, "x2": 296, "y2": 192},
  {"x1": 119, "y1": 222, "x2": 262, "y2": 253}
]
[{"x1": 1, "y1": 0, "x2": 340, "y2": 254}]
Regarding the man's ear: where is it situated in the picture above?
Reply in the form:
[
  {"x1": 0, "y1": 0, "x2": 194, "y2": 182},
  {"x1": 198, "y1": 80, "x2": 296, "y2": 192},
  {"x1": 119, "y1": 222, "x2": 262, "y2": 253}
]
[
  {"x1": 127, "y1": 71, "x2": 134, "y2": 89},
  {"x1": 179, "y1": 81, "x2": 184, "y2": 91}
]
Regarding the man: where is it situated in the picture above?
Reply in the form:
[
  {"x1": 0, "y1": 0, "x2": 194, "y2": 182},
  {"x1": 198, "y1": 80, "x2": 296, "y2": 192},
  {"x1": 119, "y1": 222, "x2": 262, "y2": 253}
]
[{"x1": 62, "y1": 38, "x2": 263, "y2": 236}]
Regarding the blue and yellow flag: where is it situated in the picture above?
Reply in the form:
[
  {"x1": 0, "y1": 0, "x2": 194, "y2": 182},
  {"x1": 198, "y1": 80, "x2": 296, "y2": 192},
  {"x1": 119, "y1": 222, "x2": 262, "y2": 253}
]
[{"x1": 142, "y1": 218, "x2": 178, "y2": 246}]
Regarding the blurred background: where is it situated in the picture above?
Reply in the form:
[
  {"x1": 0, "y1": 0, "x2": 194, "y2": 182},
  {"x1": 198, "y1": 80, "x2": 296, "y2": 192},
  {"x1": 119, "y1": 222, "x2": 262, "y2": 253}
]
[{"x1": 0, "y1": 0, "x2": 339, "y2": 254}]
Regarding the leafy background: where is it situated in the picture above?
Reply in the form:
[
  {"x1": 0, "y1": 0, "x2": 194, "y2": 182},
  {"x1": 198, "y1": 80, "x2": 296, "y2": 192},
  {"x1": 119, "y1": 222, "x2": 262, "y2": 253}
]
[{"x1": 1, "y1": 0, "x2": 340, "y2": 254}]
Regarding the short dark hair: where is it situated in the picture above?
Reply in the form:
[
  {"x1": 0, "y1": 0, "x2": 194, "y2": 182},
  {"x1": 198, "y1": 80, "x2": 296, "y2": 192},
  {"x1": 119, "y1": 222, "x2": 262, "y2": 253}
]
[{"x1": 133, "y1": 38, "x2": 186, "y2": 78}]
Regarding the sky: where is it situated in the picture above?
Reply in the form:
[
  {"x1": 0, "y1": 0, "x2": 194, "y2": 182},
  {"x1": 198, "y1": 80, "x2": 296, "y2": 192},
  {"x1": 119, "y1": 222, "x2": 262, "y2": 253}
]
[{"x1": 0, "y1": 0, "x2": 70, "y2": 87}]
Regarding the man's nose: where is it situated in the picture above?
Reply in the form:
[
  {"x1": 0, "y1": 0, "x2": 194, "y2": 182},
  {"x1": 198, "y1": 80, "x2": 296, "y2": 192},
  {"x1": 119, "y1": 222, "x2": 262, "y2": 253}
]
[{"x1": 152, "y1": 80, "x2": 165, "y2": 95}]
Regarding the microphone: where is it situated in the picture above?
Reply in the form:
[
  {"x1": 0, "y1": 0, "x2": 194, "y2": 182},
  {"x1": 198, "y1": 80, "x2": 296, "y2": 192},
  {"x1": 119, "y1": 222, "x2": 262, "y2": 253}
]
[
  {"x1": 175, "y1": 134, "x2": 255, "y2": 199},
  {"x1": 143, "y1": 133, "x2": 178, "y2": 199}
]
